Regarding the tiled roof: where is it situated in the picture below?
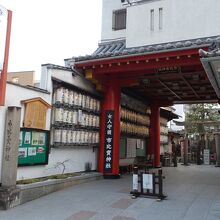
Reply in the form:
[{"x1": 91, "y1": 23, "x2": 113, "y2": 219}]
[
  {"x1": 199, "y1": 38, "x2": 220, "y2": 57},
  {"x1": 42, "y1": 63, "x2": 71, "y2": 71},
  {"x1": 74, "y1": 36, "x2": 220, "y2": 62}
]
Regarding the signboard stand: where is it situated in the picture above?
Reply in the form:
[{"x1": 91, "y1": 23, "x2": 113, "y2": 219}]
[
  {"x1": 130, "y1": 167, "x2": 166, "y2": 201},
  {"x1": 203, "y1": 149, "x2": 210, "y2": 165}
]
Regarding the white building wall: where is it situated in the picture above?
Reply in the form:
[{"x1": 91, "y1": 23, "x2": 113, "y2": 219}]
[
  {"x1": 17, "y1": 148, "x2": 98, "y2": 180},
  {"x1": 102, "y1": 0, "x2": 220, "y2": 47},
  {"x1": 0, "y1": 80, "x2": 98, "y2": 182},
  {"x1": 101, "y1": 0, "x2": 126, "y2": 42}
]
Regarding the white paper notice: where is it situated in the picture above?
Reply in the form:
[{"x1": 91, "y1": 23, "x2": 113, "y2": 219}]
[
  {"x1": 19, "y1": 148, "x2": 27, "y2": 158},
  {"x1": 24, "y1": 132, "x2": 31, "y2": 144},
  {"x1": 143, "y1": 174, "x2": 153, "y2": 190},
  {"x1": 28, "y1": 147, "x2": 37, "y2": 156},
  {"x1": 203, "y1": 149, "x2": 210, "y2": 165},
  {"x1": 132, "y1": 174, "x2": 138, "y2": 191}
]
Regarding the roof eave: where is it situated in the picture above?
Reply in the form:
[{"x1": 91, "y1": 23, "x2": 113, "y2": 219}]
[{"x1": 74, "y1": 45, "x2": 208, "y2": 68}]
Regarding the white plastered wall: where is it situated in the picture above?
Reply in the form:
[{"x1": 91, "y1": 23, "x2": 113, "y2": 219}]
[
  {"x1": 126, "y1": 0, "x2": 220, "y2": 47},
  {"x1": 101, "y1": 0, "x2": 220, "y2": 47},
  {"x1": 0, "y1": 77, "x2": 98, "y2": 181},
  {"x1": 17, "y1": 148, "x2": 98, "y2": 180},
  {"x1": 101, "y1": 0, "x2": 126, "y2": 42}
]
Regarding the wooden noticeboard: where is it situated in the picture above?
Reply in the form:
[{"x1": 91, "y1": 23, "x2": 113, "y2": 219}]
[{"x1": 21, "y1": 97, "x2": 51, "y2": 130}]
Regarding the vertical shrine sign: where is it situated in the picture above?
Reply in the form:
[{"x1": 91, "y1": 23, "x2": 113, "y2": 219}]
[
  {"x1": 104, "y1": 110, "x2": 114, "y2": 173},
  {"x1": 0, "y1": 5, "x2": 8, "y2": 70}
]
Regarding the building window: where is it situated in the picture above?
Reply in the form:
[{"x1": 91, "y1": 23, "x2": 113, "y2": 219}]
[
  {"x1": 150, "y1": 9, "x2": 154, "y2": 31},
  {"x1": 112, "y1": 9, "x2": 126, "y2": 30},
  {"x1": 159, "y1": 8, "x2": 163, "y2": 30},
  {"x1": 12, "y1": 77, "x2": 19, "y2": 84}
]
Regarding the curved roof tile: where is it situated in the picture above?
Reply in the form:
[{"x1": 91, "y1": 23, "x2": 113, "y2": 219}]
[{"x1": 74, "y1": 36, "x2": 220, "y2": 62}]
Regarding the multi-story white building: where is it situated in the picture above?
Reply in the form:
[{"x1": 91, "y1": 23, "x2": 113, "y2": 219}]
[{"x1": 101, "y1": 0, "x2": 220, "y2": 47}]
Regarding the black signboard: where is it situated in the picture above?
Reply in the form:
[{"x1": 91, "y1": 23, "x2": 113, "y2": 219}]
[
  {"x1": 104, "y1": 110, "x2": 114, "y2": 173},
  {"x1": 157, "y1": 66, "x2": 181, "y2": 74}
]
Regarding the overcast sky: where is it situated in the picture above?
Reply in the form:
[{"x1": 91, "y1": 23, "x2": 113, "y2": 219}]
[{"x1": 1, "y1": 0, "x2": 102, "y2": 79}]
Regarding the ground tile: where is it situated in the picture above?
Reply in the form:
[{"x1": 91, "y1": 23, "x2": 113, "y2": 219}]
[
  {"x1": 111, "y1": 198, "x2": 135, "y2": 209},
  {"x1": 65, "y1": 211, "x2": 97, "y2": 220},
  {"x1": 112, "y1": 216, "x2": 135, "y2": 220}
]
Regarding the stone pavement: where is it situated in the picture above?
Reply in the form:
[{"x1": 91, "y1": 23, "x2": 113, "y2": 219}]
[{"x1": 0, "y1": 164, "x2": 220, "y2": 220}]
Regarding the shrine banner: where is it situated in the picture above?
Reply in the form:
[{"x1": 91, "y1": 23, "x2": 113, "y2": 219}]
[
  {"x1": 0, "y1": 5, "x2": 8, "y2": 71},
  {"x1": 104, "y1": 110, "x2": 114, "y2": 173}
]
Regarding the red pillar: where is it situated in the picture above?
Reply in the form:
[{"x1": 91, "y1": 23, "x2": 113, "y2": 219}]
[
  {"x1": 98, "y1": 80, "x2": 121, "y2": 178},
  {"x1": 0, "y1": 10, "x2": 12, "y2": 106},
  {"x1": 150, "y1": 105, "x2": 161, "y2": 167}
]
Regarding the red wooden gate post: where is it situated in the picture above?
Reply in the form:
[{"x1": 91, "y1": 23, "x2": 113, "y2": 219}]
[
  {"x1": 150, "y1": 105, "x2": 161, "y2": 167},
  {"x1": 0, "y1": 10, "x2": 12, "y2": 106},
  {"x1": 98, "y1": 79, "x2": 121, "y2": 178}
]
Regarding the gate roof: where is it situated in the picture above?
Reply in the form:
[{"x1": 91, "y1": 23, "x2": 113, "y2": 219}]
[{"x1": 74, "y1": 36, "x2": 220, "y2": 105}]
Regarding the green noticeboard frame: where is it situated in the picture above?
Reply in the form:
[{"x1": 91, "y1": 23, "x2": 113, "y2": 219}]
[{"x1": 18, "y1": 128, "x2": 50, "y2": 166}]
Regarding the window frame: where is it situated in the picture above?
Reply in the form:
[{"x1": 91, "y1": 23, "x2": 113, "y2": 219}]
[
  {"x1": 150, "y1": 9, "x2": 154, "y2": 31},
  {"x1": 112, "y1": 9, "x2": 127, "y2": 31},
  {"x1": 159, "y1": 7, "x2": 163, "y2": 30}
]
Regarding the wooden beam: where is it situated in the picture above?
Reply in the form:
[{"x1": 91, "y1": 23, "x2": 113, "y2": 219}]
[
  {"x1": 93, "y1": 58, "x2": 201, "y2": 75},
  {"x1": 117, "y1": 71, "x2": 206, "y2": 81},
  {"x1": 181, "y1": 76, "x2": 200, "y2": 99},
  {"x1": 158, "y1": 79, "x2": 182, "y2": 100}
]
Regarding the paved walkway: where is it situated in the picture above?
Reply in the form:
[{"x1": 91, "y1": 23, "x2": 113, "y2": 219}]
[{"x1": 0, "y1": 165, "x2": 220, "y2": 220}]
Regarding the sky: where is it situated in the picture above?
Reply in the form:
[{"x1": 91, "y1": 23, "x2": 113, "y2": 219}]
[
  {"x1": 0, "y1": 0, "x2": 186, "y2": 120},
  {"x1": 1, "y1": 0, "x2": 102, "y2": 80}
]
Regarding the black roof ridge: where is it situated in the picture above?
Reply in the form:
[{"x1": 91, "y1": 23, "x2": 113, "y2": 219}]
[
  {"x1": 7, "y1": 81, "x2": 50, "y2": 94},
  {"x1": 41, "y1": 63, "x2": 71, "y2": 71}
]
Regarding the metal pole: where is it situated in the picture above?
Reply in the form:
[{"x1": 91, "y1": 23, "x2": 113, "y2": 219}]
[
  {"x1": 152, "y1": 172, "x2": 156, "y2": 195},
  {"x1": 158, "y1": 169, "x2": 163, "y2": 198},
  {"x1": 132, "y1": 166, "x2": 139, "y2": 192},
  {"x1": 183, "y1": 136, "x2": 189, "y2": 166},
  {"x1": 214, "y1": 130, "x2": 220, "y2": 167}
]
